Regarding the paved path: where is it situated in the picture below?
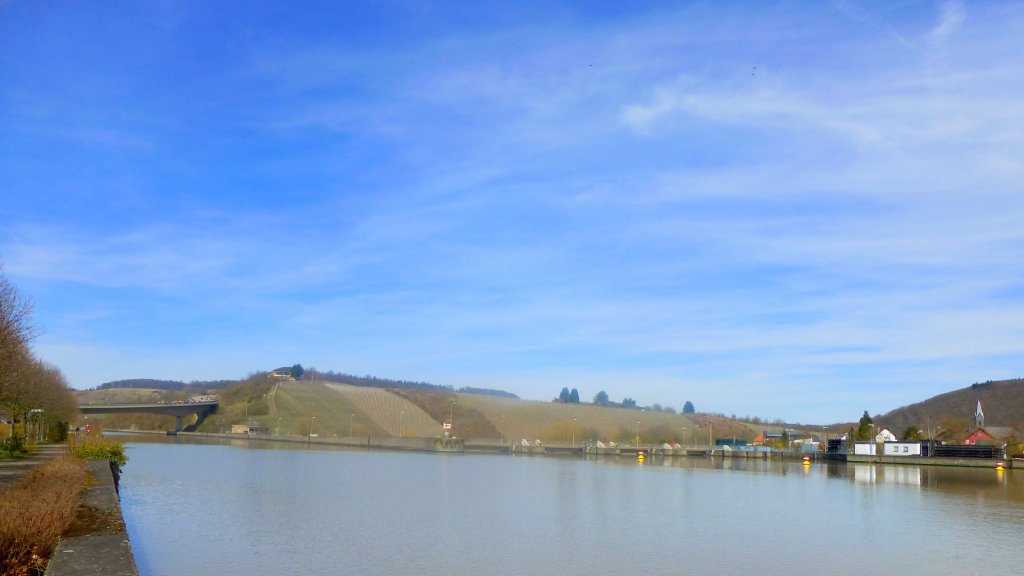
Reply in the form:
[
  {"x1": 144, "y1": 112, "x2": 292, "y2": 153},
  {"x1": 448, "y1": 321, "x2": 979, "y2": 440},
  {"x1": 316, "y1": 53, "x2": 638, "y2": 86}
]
[{"x1": 0, "y1": 444, "x2": 68, "y2": 489}]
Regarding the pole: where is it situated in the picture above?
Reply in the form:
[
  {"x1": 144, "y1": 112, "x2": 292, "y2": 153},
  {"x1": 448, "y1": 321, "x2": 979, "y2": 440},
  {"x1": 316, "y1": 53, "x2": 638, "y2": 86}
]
[
  {"x1": 572, "y1": 418, "x2": 576, "y2": 447},
  {"x1": 350, "y1": 414, "x2": 354, "y2": 437},
  {"x1": 310, "y1": 416, "x2": 316, "y2": 437},
  {"x1": 400, "y1": 411, "x2": 405, "y2": 437}
]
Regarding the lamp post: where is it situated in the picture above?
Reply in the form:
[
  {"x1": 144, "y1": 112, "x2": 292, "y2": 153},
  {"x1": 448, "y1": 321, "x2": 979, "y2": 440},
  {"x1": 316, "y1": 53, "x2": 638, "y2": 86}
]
[
  {"x1": 350, "y1": 413, "x2": 355, "y2": 437},
  {"x1": 277, "y1": 417, "x2": 281, "y2": 436},
  {"x1": 636, "y1": 421, "x2": 640, "y2": 448},
  {"x1": 572, "y1": 418, "x2": 577, "y2": 447},
  {"x1": 310, "y1": 416, "x2": 317, "y2": 437}
]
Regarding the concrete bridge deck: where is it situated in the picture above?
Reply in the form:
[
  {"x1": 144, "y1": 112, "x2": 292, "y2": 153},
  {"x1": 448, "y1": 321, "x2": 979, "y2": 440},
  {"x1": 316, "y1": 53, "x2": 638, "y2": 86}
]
[{"x1": 79, "y1": 401, "x2": 219, "y2": 432}]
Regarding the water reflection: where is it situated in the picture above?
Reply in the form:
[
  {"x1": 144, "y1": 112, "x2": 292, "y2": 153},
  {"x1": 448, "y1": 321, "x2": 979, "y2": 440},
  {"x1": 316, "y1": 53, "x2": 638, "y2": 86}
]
[{"x1": 116, "y1": 434, "x2": 1024, "y2": 576}]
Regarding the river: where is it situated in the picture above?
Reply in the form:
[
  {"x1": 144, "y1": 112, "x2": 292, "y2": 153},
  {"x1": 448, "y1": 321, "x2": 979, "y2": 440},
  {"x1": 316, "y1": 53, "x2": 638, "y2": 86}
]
[{"x1": 115, "y1": 434, "x2": 1023, "y2": 576}]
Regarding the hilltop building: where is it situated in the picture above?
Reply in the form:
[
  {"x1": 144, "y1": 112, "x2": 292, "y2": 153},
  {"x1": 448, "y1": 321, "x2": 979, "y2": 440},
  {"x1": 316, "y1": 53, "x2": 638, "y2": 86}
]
[{"x1": 270, "y1": 367, "x2": 295, "y2": 381}]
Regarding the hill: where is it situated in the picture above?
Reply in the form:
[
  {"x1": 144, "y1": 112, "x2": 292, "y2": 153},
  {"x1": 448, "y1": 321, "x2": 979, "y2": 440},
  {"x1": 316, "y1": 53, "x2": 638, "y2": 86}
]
[
  {"x1": 199, "y1": 378, "x2": 762, "y2": 443},
  {"x1": 95, "y1": 379, "x2": 237, "y2": 391},
  {"x1": 876, "y1": 378, "x2": 1024, "y2": 440}
]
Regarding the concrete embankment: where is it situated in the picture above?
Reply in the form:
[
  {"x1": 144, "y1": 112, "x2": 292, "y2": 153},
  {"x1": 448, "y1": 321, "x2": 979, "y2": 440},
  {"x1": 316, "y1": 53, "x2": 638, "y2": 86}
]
[
  {"x1": 845, "y1": 454, "x2": 1014, "y2": 468},
  {"x1": 46, "y1": 461, "x2": 139, "y2": 576}
]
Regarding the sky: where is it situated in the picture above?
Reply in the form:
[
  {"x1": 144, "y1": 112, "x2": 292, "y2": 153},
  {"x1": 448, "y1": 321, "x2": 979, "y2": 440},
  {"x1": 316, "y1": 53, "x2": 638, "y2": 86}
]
[{"x1": 1, "y1": 1, "x2": 1022, "y2": 423}]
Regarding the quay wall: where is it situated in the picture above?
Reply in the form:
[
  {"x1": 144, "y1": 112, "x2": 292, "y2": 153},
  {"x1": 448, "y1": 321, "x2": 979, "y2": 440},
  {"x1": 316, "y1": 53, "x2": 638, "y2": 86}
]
[
  {"x1": 847, "y1": 454, "x2": 1013, "y2": 468},
  {"x1": 46, "y1": 461, "x2": 139, "y2": 576}
]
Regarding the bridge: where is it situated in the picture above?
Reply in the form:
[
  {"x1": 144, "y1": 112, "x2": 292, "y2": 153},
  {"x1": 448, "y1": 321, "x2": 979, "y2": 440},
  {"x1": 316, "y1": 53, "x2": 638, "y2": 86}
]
[{"x1": 79, "y1": 401, "x2": 219, "y2": 432}]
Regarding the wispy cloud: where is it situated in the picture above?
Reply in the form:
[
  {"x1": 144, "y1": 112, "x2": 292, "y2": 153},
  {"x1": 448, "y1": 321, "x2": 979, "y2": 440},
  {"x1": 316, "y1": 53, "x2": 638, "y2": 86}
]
[
  {"x1": 3, "y1": 1, "x2": 1023, "y2": 421},
  {"x1": 931, "y1": 0, "x2": 965, "y2": 43}
]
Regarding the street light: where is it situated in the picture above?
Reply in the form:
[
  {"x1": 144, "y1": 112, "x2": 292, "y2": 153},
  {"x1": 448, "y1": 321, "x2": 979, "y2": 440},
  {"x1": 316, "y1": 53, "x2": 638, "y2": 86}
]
[
  {"x1": 572, "y1": 418, "x2": 577, "y2": 447},
  {"x1": 310, "y1": 416, "x2": 317, "y2": 437}
]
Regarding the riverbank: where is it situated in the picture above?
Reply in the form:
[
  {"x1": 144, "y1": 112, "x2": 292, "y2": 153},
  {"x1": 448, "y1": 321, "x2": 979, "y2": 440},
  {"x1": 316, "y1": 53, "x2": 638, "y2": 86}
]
[
  {"x1": 45, "y1": 460, "x2": 138, "y2": 576},
  {"x1": 110, "y1": 430, "x2": 1016, "y2": 469}
]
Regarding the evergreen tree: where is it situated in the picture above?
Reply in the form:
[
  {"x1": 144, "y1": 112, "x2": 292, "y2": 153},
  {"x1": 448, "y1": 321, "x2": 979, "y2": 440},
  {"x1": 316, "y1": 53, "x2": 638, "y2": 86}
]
[
  {"x1": 856, "y1": 410, "x2": 874, "y2": 441},
  {"x1": 569, "y1": 388, "x2": 580, "y2": 403},
  {"x1": 683, "y1": 401, "x2": 695, "y2": 414},
  {"x1": 593, "y1": 390, "x2": 609, "y2": 405},
  {"x1": 558, "y1": 387, "x2": 570, "y2": 403}
]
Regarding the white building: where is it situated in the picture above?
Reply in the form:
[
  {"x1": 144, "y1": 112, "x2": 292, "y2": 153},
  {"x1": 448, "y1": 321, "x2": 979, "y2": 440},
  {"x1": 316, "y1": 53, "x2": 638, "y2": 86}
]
[
  {"x1": 874, "y1": 428, "x2": 897, "y2": 443},
  {"x1": 854, "y1": 441, "x2": 876, "y2": 455},
  {"x1": 883, "y1": 442, "x2": 922, "y2": 456}
]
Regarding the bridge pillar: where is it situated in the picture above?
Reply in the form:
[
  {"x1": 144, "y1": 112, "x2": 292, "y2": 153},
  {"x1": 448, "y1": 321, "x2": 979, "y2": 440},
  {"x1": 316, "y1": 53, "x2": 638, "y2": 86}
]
[{"x1": 175, "y1": 416, "x2": 183, "y2": 432}]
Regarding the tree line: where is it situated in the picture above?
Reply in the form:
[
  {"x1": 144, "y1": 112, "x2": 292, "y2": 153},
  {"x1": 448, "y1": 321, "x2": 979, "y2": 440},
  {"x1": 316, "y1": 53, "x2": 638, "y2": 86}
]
[
  {"x1": 297, "y1": 367, "x2": 518, "y2": 398},
  {"x1": 557, "y1": 387, "x2": 695, "y2": 414},
  {"x1": 1, "y1": 264, "x2": 77, "y2": 450}
]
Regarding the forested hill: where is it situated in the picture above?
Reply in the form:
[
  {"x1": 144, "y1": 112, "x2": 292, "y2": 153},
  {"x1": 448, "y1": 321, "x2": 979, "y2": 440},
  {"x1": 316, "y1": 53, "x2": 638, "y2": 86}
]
[
  {"x1": 96, "y1": 379, "x2": 237, "y2": 391},
  {"x1": 877, "y1": 378, "x2": 1024, "y2": 438}
]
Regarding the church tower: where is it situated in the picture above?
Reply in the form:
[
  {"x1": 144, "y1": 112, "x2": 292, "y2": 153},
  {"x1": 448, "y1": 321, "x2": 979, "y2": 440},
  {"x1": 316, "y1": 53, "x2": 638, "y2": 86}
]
[{"x1": 975, "y1": 400, "x2": 985, "y2": 429}]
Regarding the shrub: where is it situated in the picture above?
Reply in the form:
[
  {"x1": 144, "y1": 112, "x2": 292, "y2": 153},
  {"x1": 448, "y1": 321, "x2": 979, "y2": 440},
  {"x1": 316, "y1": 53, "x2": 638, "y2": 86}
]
[
  {"x1": 69, "y1": 435, "x2": 128, "y2": 468},
  {"x1": 0, "y1": 455, "x2": 86, "y2": 575},
  {"x1": 47, "y1": 422, "x2": 69, "y2": 444},
  {"x1": 0, "y1": 435, "x2": 26, "y2": 457}
]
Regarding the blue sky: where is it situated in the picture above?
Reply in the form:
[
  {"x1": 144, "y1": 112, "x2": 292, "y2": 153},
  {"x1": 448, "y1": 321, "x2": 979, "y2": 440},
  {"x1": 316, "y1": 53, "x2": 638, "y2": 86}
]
[{"x1": 2, "y1": 1, "x2": 1022, "y2": 423}]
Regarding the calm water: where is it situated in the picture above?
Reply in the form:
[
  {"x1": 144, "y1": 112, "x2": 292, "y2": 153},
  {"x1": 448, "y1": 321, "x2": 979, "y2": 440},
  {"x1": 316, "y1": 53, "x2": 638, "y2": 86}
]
[{"x1": 116, "y1": 434, "x2": 1024, "y2": 576}]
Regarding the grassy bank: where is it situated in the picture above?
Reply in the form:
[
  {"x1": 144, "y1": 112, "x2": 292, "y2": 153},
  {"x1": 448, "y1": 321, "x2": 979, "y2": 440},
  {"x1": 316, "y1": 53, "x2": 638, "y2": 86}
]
[{"x1": 0, "y1": 454, "x2": 85, "y2": 576}]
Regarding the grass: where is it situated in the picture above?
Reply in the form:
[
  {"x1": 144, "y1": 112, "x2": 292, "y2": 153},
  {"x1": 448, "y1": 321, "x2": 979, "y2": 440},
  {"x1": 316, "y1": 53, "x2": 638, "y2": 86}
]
[{"x1": 0, "y1": 454, "x2": 86, "y2": 576}]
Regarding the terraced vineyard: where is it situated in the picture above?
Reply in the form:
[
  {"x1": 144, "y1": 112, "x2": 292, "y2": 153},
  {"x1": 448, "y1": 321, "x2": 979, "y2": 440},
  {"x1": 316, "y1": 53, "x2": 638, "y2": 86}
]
[
  {"x1": 455, "y1": 393, "x2": 706, "y2": 443},
  {"x1": 323, "y1": 383, "x2": 440, "y2": 436},
  {"x1": 262, "y1": 381, "x2": 389, "y2": 437}
]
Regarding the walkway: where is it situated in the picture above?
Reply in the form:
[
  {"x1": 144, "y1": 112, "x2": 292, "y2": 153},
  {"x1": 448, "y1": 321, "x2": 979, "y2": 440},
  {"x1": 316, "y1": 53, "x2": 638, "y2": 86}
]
[{"x1": 0, "y1": 444, "x2": 68, "y2": 488}]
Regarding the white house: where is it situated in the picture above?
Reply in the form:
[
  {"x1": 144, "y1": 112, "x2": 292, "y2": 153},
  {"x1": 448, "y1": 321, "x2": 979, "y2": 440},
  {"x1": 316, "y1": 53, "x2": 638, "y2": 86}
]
[
  {"x1": 883, "y1": 442, "x2": 922, "y2": 456},
  {"x1": 875, "y1": 428, "x2": 897, "y2": 443}
]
